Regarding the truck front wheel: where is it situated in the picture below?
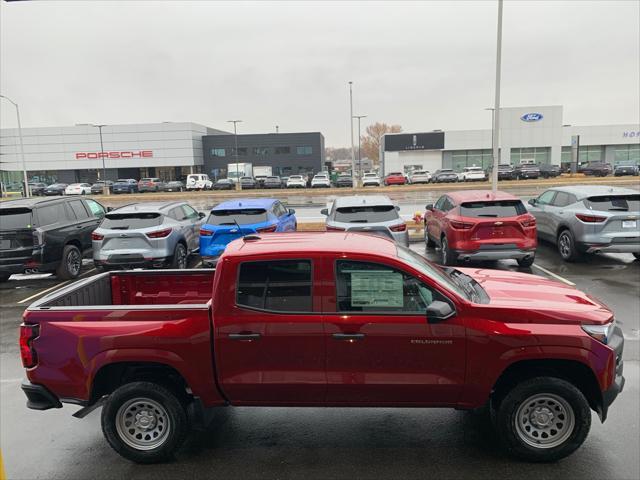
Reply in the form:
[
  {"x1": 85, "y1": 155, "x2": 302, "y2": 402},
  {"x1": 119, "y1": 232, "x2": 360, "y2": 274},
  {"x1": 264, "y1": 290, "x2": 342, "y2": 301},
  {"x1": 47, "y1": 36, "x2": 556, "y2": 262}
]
[
  {"x1": 101, "y1": 381, "x2": 188, "y2": 464},
  {"x1": 496, "y1": 376, "x2": 591, "y2": 462}
]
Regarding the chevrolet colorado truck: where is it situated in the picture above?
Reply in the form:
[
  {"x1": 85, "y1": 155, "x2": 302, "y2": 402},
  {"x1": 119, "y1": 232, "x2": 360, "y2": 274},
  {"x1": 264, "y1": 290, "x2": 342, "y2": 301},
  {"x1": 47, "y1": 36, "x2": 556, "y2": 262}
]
[{"x1": 20, "y1": 232, "x2": 624, "y2": 464}]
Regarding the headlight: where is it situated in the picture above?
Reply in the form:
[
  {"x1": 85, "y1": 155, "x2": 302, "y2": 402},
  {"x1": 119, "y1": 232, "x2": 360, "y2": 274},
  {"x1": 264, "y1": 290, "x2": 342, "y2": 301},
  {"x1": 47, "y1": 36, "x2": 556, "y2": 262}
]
[{"x1": 581, "y1": 320, "x2": 615, "y2": 345}]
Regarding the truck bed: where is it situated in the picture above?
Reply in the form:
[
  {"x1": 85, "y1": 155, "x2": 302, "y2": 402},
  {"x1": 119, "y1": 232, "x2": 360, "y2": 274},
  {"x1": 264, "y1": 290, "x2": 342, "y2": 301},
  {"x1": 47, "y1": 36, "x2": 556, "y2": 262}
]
[{"x1": 31, "y1": 269, "x2": 216, "y2": 308}]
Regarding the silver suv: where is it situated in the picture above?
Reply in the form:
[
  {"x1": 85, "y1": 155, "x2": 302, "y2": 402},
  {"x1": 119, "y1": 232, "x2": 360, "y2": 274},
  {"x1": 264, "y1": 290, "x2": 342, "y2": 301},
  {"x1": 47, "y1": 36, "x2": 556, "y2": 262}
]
[
  {"x1": 92, "y1": 201, "x2": 205, "y2": 269},
  {"x1": 527, "y1": 185, "x2": 639, "y2": 261},
  {"x1": 321, "y1": 195, "x2": 408, "y2": 246}
]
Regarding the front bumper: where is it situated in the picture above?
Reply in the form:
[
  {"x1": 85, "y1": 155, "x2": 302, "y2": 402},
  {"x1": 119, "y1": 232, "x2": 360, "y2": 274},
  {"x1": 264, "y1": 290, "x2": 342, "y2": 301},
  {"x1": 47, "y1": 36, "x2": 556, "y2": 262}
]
[{"x1": 21, "y1": 380, "x2": 62, "y2": 410}]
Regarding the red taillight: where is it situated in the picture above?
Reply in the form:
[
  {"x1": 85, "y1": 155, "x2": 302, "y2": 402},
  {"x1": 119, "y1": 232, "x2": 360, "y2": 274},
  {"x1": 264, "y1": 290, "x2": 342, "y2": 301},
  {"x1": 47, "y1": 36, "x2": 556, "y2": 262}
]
[
  {"x1": 200, "y1": 228, "x2": 213, "y2": 236},
  {"x1": 575, "y1": 213, "x2": 606, "y2": 223},
  {"x1": 326, "y1": 225, "x2": 346, "y2": 231},
  {"x1": 256, "y1": 224, "x2": 278, "y2": 233},
  {"x1": 520, "y1": 216, "x2": 536, "y2": 228},
  {"x1": 450, "y1": 219, "x2": 473, "y2": 230},
  {"x1": 389, "y1": 223, "x2": 407, "y2": 232},
  {"x1": 146, "y1": 227, "x2": 172, "y2": 239},
  {"x1": 20, "y1": 323, "x2": 39, "y2": 368},
  {"x1": 91, "y1": 232, "x2": 104, "y2": 241}
]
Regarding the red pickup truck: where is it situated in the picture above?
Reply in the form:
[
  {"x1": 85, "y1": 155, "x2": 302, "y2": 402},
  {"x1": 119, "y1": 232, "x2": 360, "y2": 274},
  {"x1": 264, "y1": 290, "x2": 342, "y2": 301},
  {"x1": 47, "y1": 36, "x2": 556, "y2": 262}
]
[{"x1": 20, "y1": 232, "x2": 624, "y2": 464}]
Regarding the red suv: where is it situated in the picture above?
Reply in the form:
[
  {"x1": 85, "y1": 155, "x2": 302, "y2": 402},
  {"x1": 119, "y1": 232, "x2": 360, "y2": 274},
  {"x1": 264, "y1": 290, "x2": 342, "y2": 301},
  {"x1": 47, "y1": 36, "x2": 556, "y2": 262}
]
[
  {"x1": 424, "y1": 190, "x2": 537, "y2": 267},
  {"x1": 384, "y1": 172, "x2": 406, "y2": 186}
]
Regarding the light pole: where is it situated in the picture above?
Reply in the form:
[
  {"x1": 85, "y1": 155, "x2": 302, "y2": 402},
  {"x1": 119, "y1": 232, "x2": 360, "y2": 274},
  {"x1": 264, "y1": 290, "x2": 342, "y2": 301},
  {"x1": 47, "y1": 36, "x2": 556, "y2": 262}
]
[
  {"x1": 491, "y1": 0, "x2": 504, "y2": 193},
  {"x1": 276, "y1": 125, "x2": 279, "y2": 134},
  {"x1": 227, "y1": 120, "x2": 243, "y2": 191},
  {"x1": 485, "y1": 107, "x2": 495, "y2": 172},
  {"x1": 348, "y1": 81, "x2": 356, "y2": 188},
  {"x1": 353, "y1": 115, "x2": 367, "y2": 182},
  {"x1": 90, "y1": 124, "x2": 109, "y2": 195},
  {"x1": 0, "y1": 94, "x2": 29, "y2": 197}
]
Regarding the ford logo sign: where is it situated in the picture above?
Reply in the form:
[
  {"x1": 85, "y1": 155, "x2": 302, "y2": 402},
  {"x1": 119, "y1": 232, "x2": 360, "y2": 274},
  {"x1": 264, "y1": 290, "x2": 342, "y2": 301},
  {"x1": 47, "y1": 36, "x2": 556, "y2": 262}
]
[{"x1": 521, "y1": 113, "x2": 543, "y2": 122}]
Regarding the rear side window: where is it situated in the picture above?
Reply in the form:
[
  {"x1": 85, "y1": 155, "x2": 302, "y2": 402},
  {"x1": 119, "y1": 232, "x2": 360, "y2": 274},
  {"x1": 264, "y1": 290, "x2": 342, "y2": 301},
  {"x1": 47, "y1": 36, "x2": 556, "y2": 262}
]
[
  {"x1": 0, "y1": 208, "x2": 34, "y2": 229},
  {"x1": 334, "y1": 205, "x2": 398, "y2": 223},
  {"x1": 207, "y1": 209, "x2": 268, "y2": 225},
  {"x1": 459, "y1": 200, "x2": 526, "y2": 218},
  {"x1": 237, "y1": 260, "x2": 312, "y2": 312},
  {"x1": 101, "y1": 213, "x2": 163, "y2": 229},
  {"x1": 584, "y1": 195, "x2": 640, "y2": 212},
  {"x1": 36, "y1": 203, "x2": 68, "y2": 226},
  {"x1": 68, "y1": 200, "x2": 90, "y2": 220}
]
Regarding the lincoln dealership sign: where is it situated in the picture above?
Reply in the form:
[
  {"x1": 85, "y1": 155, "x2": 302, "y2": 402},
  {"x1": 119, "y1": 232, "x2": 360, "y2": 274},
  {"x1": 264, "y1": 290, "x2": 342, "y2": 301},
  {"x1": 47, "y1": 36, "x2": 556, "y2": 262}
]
[{"x1": 75, "y1": 150, "x2": 153, "y2": 159}]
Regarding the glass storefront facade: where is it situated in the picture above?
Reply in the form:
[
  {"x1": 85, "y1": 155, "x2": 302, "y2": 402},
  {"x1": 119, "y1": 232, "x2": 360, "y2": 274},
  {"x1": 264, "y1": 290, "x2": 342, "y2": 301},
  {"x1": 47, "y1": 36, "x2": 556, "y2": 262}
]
[
  {"x1": 614, "y1": 144, "x2": 640, "y2": 166},
  {"x1": 510, "y1": 147, "x2": 551, "y2": 165},
  {"x1": 446, "y1": 150, "x2": 493, "y2": 171}
]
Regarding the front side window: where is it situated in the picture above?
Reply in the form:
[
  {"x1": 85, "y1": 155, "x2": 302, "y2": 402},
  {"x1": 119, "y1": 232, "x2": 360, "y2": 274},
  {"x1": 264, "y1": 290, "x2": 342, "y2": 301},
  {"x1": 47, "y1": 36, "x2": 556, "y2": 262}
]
[
  {"x1": 552, "y1": 192, "x2": 575, "y2": 208},
  {"x1": 336, "y1": 260, "x2": 442, "y2": 313},
  {"x1": 237, "y1": 260, "x2": 312, "y2": 312},
  {"x1": 537, "y1": 190, "x2": 557, "y2": 205},
  {"x1": 181, "y1": 204, "x2": 199, "y2": 220},
  {"x1": 434, "y1": 196, "x2": 446, "y2": 211}
]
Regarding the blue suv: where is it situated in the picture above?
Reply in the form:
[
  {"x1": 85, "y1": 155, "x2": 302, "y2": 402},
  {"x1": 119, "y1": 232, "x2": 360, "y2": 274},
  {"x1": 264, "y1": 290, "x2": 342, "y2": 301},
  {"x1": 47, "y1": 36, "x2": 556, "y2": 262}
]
[{"x1": 199, "y1": 198, "x2": 297, "y2": 266}]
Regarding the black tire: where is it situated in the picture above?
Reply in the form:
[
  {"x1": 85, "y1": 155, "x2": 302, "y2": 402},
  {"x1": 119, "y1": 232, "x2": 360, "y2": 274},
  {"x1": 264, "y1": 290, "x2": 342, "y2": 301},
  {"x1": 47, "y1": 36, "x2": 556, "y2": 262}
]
[
  {"x1": 171, "y1": 243, "x2": 188, "y2": 269},
  {"x1": 557, "y1": 229, "x2": 581, "y2": 262},
  {"x1": 517, "y1": 254, "x2": 535, "y2": 268},
  {"x1": 101, "y1": 381, "x2": 188, "y2": 464},
  {"x1": 440, "y1": 236, "x2": 457, "y2": 266},
  {"x1": 425, "y1": 229, "x2": 436, "y2": 249},
  {"x1": 0, "y1": 273, "x2": 10, "y2": 283},
  {"x1": 56, "y1": 244, "x2": 82, "y2": 280},
  {"x1": 496, "y1": 376, "x2": 591, "y2": 462}
]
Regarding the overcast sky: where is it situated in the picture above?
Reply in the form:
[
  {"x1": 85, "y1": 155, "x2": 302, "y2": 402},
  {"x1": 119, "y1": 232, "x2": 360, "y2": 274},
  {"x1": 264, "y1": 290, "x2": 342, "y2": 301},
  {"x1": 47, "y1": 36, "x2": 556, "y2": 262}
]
[{"x1": 1, "y1": 0, "x2": 639, "y2": 146}]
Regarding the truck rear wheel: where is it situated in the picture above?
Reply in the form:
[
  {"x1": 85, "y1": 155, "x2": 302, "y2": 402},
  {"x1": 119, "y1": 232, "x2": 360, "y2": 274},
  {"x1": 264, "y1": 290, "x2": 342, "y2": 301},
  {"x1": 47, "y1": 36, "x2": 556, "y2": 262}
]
[
  {"x1": 101, "y1": 381, "x2": 188, "y2": 464},
  {"x1": 496, "y1": 376, "x2": 591, "y2": 462}
]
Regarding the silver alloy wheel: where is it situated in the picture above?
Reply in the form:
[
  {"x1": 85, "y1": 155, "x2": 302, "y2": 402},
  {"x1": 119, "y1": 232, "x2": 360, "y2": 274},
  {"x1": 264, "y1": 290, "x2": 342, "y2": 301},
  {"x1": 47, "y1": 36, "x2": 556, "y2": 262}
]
[
  {"x1": 514, "y1": 393, "x2": 575, "y2": 449},
  {"x1": 115, "y1": 397, "x2": 171, "y2": 451},
  {"x1": 67, "y1": 249, "x2": 81, "y2": 276},
  {"x1": 559, "y1": 232, "x2": 572, "y2": 259}
]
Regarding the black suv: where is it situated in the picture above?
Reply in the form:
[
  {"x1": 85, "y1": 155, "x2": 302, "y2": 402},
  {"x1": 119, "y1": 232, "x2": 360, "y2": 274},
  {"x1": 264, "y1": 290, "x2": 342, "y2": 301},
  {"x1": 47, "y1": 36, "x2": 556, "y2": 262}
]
[
  {"x1": 0, "y1": 196, "x2": 107, "y2": 282},
  {"x1": 514, "y1": 163, "x2": 540, "y2": 180},
  {"x1": 579, "y1": 162, "x2": 612, "y2": 177},
  {"x1": 539, "y1": 163, "x2": 561, "y2": 178},
  {"x1": 496, "y1": 164, "x2": 516, "y2": 180}
]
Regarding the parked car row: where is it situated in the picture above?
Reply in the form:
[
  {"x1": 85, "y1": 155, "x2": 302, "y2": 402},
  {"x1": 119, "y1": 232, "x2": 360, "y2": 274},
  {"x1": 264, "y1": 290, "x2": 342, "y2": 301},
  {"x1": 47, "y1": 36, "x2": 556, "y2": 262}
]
[{"x1": 423, "y1": 185, "x2": 640, "y2": 266}]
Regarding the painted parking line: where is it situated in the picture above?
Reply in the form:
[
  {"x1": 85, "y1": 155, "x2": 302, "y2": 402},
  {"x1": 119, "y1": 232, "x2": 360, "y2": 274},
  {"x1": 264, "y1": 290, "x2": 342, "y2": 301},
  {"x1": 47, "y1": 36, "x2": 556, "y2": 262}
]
[{"x1": 531, "y1": 264, "x2": 576, "y2": 286}]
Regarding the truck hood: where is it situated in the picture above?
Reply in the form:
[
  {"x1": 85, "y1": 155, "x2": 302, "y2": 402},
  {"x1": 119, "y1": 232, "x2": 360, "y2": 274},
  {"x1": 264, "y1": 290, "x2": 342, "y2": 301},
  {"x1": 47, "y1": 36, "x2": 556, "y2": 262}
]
[{"x1": 456, "y1": 267, "x2": 613, "y2": 324}]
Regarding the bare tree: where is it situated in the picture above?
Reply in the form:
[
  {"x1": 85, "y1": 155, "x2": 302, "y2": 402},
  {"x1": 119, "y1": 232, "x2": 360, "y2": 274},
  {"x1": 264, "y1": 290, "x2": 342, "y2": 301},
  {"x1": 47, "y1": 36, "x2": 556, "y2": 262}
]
[
  {"x1": 325, "y1": 147, "x2": 353, "y2": 162},
  {"x1": 360, "y1": 122, "x2": 402, "y2": 165}
]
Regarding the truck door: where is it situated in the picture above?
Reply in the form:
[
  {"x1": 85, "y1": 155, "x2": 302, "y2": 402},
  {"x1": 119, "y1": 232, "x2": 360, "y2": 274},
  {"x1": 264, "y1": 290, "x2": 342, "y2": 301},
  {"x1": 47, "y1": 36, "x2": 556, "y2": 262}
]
[
  {"x1": 214, "y1": 257, "x2": 326, "y2": 404},
  {"x1": 322, "y1": 256, "x2": 466, "y2": 405}
]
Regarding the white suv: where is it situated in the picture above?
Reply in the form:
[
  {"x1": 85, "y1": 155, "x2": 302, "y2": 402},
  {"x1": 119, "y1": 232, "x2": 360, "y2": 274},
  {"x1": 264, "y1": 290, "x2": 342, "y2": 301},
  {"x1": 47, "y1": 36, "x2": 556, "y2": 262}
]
[
  {"x1": 311, "y1": 174, "x2": 331, "y2": 188},
  {"x1": 458, "y1": 166, "x2": 486, "y2": 182},
  {"x1": 185, "y1": 174, "x2": 212, "y2": 191},
  {"x1": 286, "y1": 175, "x2": 307, "y2": 188},
  {"x1": 362, "y1": 172, "x2": 381, "y2": 187}
]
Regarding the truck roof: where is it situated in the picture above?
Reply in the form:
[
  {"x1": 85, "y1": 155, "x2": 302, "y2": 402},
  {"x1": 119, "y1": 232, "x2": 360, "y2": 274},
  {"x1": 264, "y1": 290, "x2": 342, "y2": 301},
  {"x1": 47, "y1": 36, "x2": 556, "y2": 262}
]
[
  {"x1": 213, "y1": 198, "x2": 277, "y2": 210},
  {"x1": 225, "y1": 231, "x2": 398, "y2": 257}
]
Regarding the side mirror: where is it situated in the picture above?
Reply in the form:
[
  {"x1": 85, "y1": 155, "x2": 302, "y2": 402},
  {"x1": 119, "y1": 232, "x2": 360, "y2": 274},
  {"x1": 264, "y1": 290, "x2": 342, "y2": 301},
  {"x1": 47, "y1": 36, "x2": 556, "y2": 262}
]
[
  {"x1": 288, "y1": 208, "x2": 296, "y2": 215},
  {"x1": 528, "y1": 198, "x2": 537, "y2": 206},
  {"x1": 426, "y1": 301, "x2": 455, "y2": 322},
  {"x1": 395, "y1": 205, "x2": 400, "y2": 211},
  {"x1": 426, "y1": 204, "x2": 434, "y2": 211},
  {"x1": 106, "y1": 206, "x2": 113, "y2": 212},
  {"x1": 320, "y1": 208, "x2": 328, "y2": 216},
  {"x1": 199, "y1": 211, "x2": 206, "y2": 219}
]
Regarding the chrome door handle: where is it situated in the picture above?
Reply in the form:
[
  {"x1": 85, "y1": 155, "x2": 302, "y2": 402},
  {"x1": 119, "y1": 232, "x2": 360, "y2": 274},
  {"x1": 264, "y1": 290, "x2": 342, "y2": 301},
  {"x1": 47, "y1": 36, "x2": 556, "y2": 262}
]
[
  {"x1": 332, "y1": 333, "x2": 365, "y2": 341},
  {"x1": 229, "y1": 333, "x2": 261, "y2": 341}
]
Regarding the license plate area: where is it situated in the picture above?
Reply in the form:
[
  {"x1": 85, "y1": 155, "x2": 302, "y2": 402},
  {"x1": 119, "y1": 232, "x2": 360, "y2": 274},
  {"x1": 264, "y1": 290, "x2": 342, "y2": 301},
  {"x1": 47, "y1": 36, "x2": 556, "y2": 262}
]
[{"x1": 622, "y1": 220, "x2": 637, "y2": 229}]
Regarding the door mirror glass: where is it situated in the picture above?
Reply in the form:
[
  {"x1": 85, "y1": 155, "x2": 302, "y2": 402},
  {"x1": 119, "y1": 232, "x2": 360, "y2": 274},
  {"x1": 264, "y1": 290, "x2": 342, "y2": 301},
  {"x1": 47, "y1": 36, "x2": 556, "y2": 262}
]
[
  {"x1": 425, "y1": 300, "x2": 455, "y2": 322},
  {"x1": 395, "y1": 205, "x2": 400, "y2": 211},
  {"x1": 288, "y1": 208, "x2": 296, "y2": 215},
  {"x1": 320, "y1": 208, "x2": 328, "y2": 216},
  {"x1": 528, "y1": 198, "x2": 537, "y2": 206},
  {"x1": 426, "y1": 204, "x2": 434, "y2": 211},
  {"x1": 199, "y1": 211, "x2": 206, "y2": 219}
]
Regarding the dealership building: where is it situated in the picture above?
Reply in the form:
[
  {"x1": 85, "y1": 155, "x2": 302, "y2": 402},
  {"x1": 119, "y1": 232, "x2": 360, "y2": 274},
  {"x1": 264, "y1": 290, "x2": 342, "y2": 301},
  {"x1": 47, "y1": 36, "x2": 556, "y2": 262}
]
[
  {"x1": 0, "y1": 122, "x2": 228, "y2": 185},
  {"x1": 381, "y1": 105, "x2": 640, "y2": 175}
]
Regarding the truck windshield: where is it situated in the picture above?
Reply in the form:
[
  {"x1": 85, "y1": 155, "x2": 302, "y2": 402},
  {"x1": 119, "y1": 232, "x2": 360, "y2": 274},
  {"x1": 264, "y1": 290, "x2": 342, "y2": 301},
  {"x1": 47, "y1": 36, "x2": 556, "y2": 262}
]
[
  {"x1": 396, "y1": 246, "x2": 469, "y2": 300},
  {"x1": 207, "y1": 209, "x2": 268, "y2": 225},
  {"x1": 0, "y1": 208, "x2": 34, "y2": 229},
  {"x1": 584, "y1": 195, "x2": 640, "y2": 212},
  {"x1": 334, "y1": 205, "x2": 398, "y2": 223},
  {"x1": 460, "y1": 200, "x2": 526, "y2": 218},
  {"x1": 101, "y1": 213, "x2": 163, "y2": 229}
]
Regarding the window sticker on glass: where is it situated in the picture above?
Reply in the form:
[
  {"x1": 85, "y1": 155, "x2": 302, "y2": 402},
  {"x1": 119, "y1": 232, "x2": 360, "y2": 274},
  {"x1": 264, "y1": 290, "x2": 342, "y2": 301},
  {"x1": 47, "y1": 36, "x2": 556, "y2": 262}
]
[{"x1": 349, "y1": 270, "x2": 403, "y2": 307}]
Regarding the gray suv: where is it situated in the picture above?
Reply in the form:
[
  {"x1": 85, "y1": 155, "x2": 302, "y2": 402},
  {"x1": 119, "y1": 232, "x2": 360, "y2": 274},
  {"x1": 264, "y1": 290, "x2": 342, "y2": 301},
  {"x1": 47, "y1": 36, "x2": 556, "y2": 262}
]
[
  {"x1": 321, "y1": 195, "x2": 408, "y2": 246},
  {"x1": 92, "y1": 201, "x2": 205, "y2": 269},
  {"x1": 527, "y1": 185, "x2": 639, "y2": 261}
]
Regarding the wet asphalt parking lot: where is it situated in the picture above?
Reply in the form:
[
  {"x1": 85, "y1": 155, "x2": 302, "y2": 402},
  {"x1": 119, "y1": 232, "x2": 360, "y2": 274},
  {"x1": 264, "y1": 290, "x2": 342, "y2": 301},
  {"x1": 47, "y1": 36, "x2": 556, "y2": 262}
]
[{"x1": 1, "y1": 231, "x2": 639, "y2": 479}]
